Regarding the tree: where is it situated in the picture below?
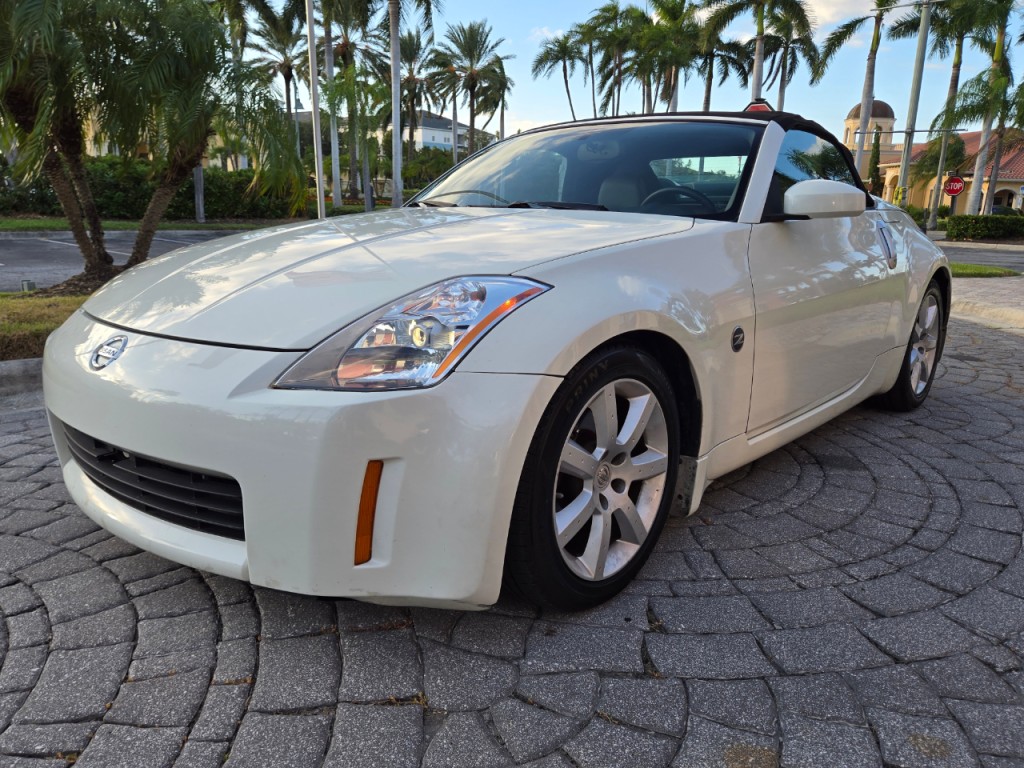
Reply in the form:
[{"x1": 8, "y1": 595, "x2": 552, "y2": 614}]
[
  {"x1": 0, "y1": 0, "x2": 114, "y2": 277},
  {"x1": 581, "y1": 2, "x2": 631, "y2": 116},
  {"x1": 890, "y1": 0, "x2": 984, "y2": 226},
  {"x1": 703, "y1": 0, "x2": 811, "y2": 104},
  {"x1": 695, "y1": 31, "x2": 750, "y2": 112},
  {"x1": 0, "y1": 0, "x2": 303, "y2": 288},
  {"x1": 911, "y1": 133, "x2": 966, "y2": 184},
  {"x1": 250, "y1": 9, "x2": 308, "y2": 137},
  {"x1": 400, "y1": 29, "x2": 434, "y2": 162},
  {"x1": 649, "y1": 0, "x2": 699, "y2": 112},
  {"x1": 478, "y1": 57, "x2": 514, "y2": 141},
  {"x1": 433, "y1": 21, "x2": 510, "y2": 156},
  {"x1": 387, "y1": 0, "x2": 440, "y2": 207},
  {"x1": 325, "y1": 0, "x2": 386, "y2": 199},
  {"x1": 958, "y1": 0, "x2": 1015, "y2": 214},
  {"x1": 532, "y1": 33, "x2": 584, "y2": 121},
  {"x1": 868, "y1": 126, "x2": 882, "y2": 193},
  {"x1": 568, "y1": 23, "x2": 599, "y2": 118},
  {"x1": 759, "y1": 7, "x2": 818, "y2": 112},
  {"x1": 814, "y1": 0, "x2": 899, "y2": 171}
]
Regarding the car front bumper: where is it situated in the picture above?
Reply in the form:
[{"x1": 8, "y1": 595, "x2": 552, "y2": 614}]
[{"x1": 43, "y1": 311, "x2": 560, "y2": 609}]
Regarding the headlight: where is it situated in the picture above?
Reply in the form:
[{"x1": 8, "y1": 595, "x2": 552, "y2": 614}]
[{"x1": 274, "y1": 276, "x2": 550, "y2": 391}]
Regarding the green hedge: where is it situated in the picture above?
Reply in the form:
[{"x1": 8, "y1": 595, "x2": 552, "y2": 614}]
[
  {"x1": 0, "y1": 156, "x2": 292, "y2": 219},
  {"x1": 946, "y1": 214, "x2": 1024, "y2": 241}
]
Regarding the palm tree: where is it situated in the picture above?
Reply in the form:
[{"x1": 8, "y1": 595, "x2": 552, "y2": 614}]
[
  {"x1": 327, "y1": 1, "x2": 385, "y2": 198},
  {"x1": 703, "y1": 0, "x2": 811, "y2": 104},
  {"x1": 0, "y1": 0, "x2": 113, "y2": 276},
  {"x1": 1, "y1": 0, "x2": 303, "y2": 284},
  {"x1": 210, "y1": 0, "x2": 273, "y2": 170},
  {"x1": 760, "y1": 8, "x2": 817, "y2": 112},
  {"x1": 387, "y1": 0, "x2": 440, "y2": 207},
  {"x1": 813, "y1": 0, "x2": 898, "y2": 171},
  {"x1": 582, "y1": 2, "x2": 632, "y2": 116},
  {"x1": 433, "y1": 21, "x2": 510, "y2": 156},
  {"x1": 532, "y1": 33, "x2": 584, "y2": 121},
  {"x1": 959, "y1": 0, "x2": 1014, "y2": 214},
  {"x1": 649, "y1": 0, "x2": 699, "y2": 112},
  {"x1": 568, "y1": 23, "x2": 599, "y2": 118},
  {"x1": 478, "y1": 57, "x2": 514, "y2": 141},
  {"x1": 400, "y1": 29, "x2": 433, "y2": 161},
  {"x1": 696, "y1": 31, "x2": 750, "y2": 112},
  {"x1": 250, "y1": 11, "x2": 307, "y2": 132},
  {"x1": 321, "y1": 0, "x2": 380, "y2": 204},
  {"x1": 889, "y1": 0, "x2": 981, "y2": 225}
]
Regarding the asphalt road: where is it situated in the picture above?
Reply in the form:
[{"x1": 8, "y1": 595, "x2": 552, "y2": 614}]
[{"x1": 0, "y1": 231, "x2": 241, "y2": 292}]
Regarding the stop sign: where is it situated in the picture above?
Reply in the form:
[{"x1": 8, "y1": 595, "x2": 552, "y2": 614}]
[{"x1": 943, "y1": 176, "x2": 966, "y2": 196}]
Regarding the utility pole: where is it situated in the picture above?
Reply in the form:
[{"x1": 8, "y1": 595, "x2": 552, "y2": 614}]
[{"x1": 895, "y1": 0, "x2": 933, "y2": 208}]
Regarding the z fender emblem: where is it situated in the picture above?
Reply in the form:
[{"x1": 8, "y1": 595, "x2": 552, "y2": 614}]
[
  {"x1": 90, "y1": 336, "x2": 129, "y2": 370},
  {"x1": 731, "y1": 327, "x2": 745, "y2": 353}
]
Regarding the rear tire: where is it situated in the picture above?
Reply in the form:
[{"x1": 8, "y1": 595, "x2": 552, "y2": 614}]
[
  {"x1": 504, "y1": 346, "x2": 680, "y2": 610},
  {"x1": 879, "y1": 281, "x2": 945, "y2": 412}
]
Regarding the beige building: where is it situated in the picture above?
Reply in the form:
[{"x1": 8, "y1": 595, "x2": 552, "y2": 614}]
[{"x1": 841, "y1": 101, "x2": 1024, "y2": 212}]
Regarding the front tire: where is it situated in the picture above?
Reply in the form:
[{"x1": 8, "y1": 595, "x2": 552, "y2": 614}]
[
  {"x1": 880, "y1": 281, "x2": 946, "y2": 411},
  {"x1": 504, "y1": 346, "x2": 680, "y2": 610}
]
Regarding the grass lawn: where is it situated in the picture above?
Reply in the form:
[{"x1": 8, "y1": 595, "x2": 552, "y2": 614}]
[
  {"x1": 0, "y1": 293, "x2": 88, "y2": 361},
  {"x1": 950, "y1": 263, "x2": 1021, "y2": 278}
]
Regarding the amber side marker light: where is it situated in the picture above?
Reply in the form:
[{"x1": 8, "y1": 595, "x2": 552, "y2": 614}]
[{"x1": 355, "y1": 460, "x2": 384, "y2": 565}]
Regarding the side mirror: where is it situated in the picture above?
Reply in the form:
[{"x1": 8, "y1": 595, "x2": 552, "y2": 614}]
[{"x1": 783, "y1": 179, "x2": 866, "y2": 219}]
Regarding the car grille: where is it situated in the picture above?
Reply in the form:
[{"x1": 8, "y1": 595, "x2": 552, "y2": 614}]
[{"x1": 60, "y1": 422, "x2": 245, "y2": 541}]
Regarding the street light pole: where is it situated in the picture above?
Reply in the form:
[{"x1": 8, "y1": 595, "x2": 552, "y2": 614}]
[
  {"x1": 895, "y1": 0, "x2": 932, "y2": 208},
  {"x1": 305, "y1": 0, "x2": 326, "y2": 220}
]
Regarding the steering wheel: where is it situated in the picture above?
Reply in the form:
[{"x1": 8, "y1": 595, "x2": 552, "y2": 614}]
[{"x1": 640, "y1": 186, "x2": 717, "y2": 211}]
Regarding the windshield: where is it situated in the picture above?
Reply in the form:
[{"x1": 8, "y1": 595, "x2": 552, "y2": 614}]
[{"x1": 410, "y1": 120, "x2": 763, "y2": 220}]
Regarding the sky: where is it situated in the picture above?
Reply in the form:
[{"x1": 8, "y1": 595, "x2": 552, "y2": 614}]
[{"x1": 410, "y1": 0, "x2": 998, "y2": 145}]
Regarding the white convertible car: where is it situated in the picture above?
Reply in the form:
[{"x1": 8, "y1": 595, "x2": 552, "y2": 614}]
[{"x1": 43, "y1": 112, "x2": 949, "y2": 610}]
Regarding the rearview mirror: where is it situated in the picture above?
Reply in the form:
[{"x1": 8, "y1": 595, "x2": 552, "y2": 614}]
[{"x1": 783, "y1": 179, "x2": 866, "y2": 219}]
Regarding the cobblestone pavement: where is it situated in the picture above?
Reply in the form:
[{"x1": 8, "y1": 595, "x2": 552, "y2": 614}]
[{"x1": 1, "y1": 316, "x2": 1023, "y2": 768}]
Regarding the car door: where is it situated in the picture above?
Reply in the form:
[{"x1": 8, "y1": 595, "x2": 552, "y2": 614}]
[{"x1": 746, "y1": 129, "x2": 895, "y2": 434}]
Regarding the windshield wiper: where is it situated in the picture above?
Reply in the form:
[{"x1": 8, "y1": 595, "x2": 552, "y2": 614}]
[
  {"x1": 409, "y1": 199, "x2": 458, "y2": 207},
  {"x1": 506, "y1": 201, "x2": 608, "y2": 211}
]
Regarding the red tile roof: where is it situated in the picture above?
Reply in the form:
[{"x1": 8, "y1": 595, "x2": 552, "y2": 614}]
[{"x1": 880, "y1": 130, "x2": 1024, "y2": 180}]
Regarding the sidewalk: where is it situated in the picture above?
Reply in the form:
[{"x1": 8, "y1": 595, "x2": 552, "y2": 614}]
[{"x1": 952, "y1": 276, "x2": 1024, "y2": 330}]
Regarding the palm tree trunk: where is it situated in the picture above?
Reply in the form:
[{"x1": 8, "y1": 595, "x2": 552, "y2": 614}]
[
  {"x1": 927, "y1": 34, "x2": 964, "y2": 229},
  {"x1": 751, "y1": 4, "x2": 765, "y2": 101},
  {"x1": 982, "y1": 125, "x2": 1005, "y2": 214},
  {"x1": 668, "y1": 67, "x2": 679, "y2": 112},
  {"x1": 562, "y1": 60, "x2": 577, "y2": 120},
  {"x1": 362, "y1": 137, "x2": 374, "y2": 211},
  {"x1": 854, "y1": 14, "x2": 883, "y2": 173},
  {"x1": 966, "y1": 19, "x2": 1007, "y2": 215},
  {"x1": 777, "y1": 43, "x2": 789, "y2": 112},
  {"x1": 703, "y1": 54, "x2": 715, "y2": 112},
  {"x1": 500, "y1": 100, "x2": 505, "y2": 141},
  {"x1": 128, "y1": 145, "x2": 205, "y2": 267},
  {"x1": 468, "y1": 82, "x2": 477, "y2": 155},
  {"x1": 43, "y1": 153, "x2": 109, "y2": 275},
  {"x1": 324, "y1": 21, "x2": 341, "y2": 205},
  {"x1": 389, "y1": 0, "x2": 402, "y2": 207},
  {"x1": 60, "y1": 143, "x2": 110, "y2": 271},
  {"x1": 452, "y1": 96, "x2": 459, "y2": 163},
  {"x1": 589, "y1": 44, "x2": 597, "y2": 118}
]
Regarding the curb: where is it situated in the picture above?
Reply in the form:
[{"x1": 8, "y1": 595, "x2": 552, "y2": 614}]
[
  {"x1": 951, "y1": 301, "x2": 1024, "y2": 330},
  {"x1": 0, "y1": 358, "x2": 43, "y2": 397},
  {"x1": 937, "y1": 240, "x2": 1024, "y2": 253}
]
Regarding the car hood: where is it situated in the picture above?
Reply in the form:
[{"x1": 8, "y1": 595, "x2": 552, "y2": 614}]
[{"x1": 84, "y1": 207, "x2": 693, "y2": 349}]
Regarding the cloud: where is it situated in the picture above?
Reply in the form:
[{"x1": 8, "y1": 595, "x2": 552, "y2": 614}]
[
  {"x1": 505, "y1": 113, "x2": 552, "y2": 135},
  {"x1": 528, "y1": 26, "x2": 562, "y2": 43},
  {"x1": 806, "y1": 0, "x2": 871, "y2": 26}
]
